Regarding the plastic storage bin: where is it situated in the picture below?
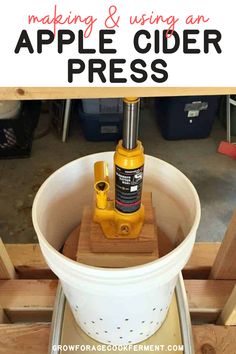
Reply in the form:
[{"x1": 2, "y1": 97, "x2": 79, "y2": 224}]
[
  {"x1": 156, "y1": 96, "x2": 221, "y2": 140},
  {"x1": 0, "y1": 100, "x2": 41, "y2": 158},
  {"x1": 82, "y1": 98, "x2": 123, "y2": 114},
  {"x1": 79, "y1": 108, "x2": 123, "y2": 141},
  {"x1": 32, "y1": 152, "x2": 200, "y2": 346}
]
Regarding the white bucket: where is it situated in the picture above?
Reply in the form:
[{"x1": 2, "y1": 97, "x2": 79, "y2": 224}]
[{"x1": 32, "y1": 152, "x2": 200, "y2": 345}]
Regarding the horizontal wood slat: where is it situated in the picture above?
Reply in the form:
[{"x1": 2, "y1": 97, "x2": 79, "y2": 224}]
[
  {"x1": 5, "y1": 242, "x2": 220, "y2": 279},
  {"x1": 0, "y1": 87, "x2": 235, "y2": 100}
]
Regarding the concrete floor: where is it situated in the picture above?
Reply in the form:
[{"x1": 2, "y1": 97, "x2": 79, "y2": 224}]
[{"x1": 0, "y1": 101, "x2": 235, "y2": 243}]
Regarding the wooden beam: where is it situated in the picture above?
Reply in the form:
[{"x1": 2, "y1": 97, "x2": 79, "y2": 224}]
[
  {"x1": 183, "y1": 243, "x2": 220, "y2": 279},
  {"x1": 0, "y1": 278, "x2": 234, "y2": 325},
  {"x1": 0, "y1": 323, "x2": 50, "y2": 354},
  {"x1": 185, "y1": 279, "x2": 235, "y2": 323},
  {"x1": 192, "y1": 325, "x2": 236, "y2": 354},
  {"x1": 0, "y1": 279, "x2": 57, "y2": 322},
  {"x1": 210, "y1": 210, "x2": 236, "y2": 279},
  {"x1": 0, "y1": 239, "x2": 16, "y2": 279},
  {"x1": 4, "y1": 241, "x2": 221, "y2": 279},
  {"x1": 0, "y1": 279, "x2": 57, "y2": 307},
  {"x1": 0, "y1": 87, "x2": 235, "y2": 100},
  {"x1": 217, "y1": 285, "x2": 236, "y2": 325},
  {"x1": 0, "y1": 323, "x2": 235, "y2": 354},
  {"x1": 0, "y1": 308, "x2": 10, "y2": 324},
  {"x1": 5, "y1": 244, "x2": 56, "y2": 279}
]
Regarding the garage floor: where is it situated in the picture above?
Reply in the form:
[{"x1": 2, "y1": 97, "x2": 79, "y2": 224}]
[{"x1": 0, "y1": 101, "x2": 236, "y2": 243}]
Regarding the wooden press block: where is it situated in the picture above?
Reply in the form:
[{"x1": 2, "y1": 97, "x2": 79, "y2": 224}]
[
  {"x1": 90, "y1": 191, "x2": 157, "y2": 253},
  {"x1": 90, "y1": 222, "x2": 157, "y2": 253},
  {"x1": 76, "y1": 192, "x2": 159, "y2": 268}
]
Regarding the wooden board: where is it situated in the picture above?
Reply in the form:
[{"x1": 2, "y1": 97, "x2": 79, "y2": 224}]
[
  {"x1": 60, "y1": 295, "x2": 183, "y2": 353},
  {"x1": 0, "y1": 278, "x2": 233, "y2": 324},
  {"x1": 210, "y1": 210, "x2": 236, "y2": 280},
  {"x1": 217, "y1": 285, "x2": 236, "y2": 325},
  {"x1": 0, "y1": 87, "x2": 236, "y2": 100},
  {"x1": 1, "y1": 242, "x2": 220, "y2": 279},
  {"x1": 76, "y1": 208, "x2": 159, "y2": 267},
  {"x1": 192, "y1": 325, "x2": 236, "y2": 354},
  {"x1": 0, "y1": 239, "x2": 16, "y2": 279},
  {"x1": 0, "y1": 308, "x2": 10, "y2": 324},
  {"x1": 90, "y1": 221, "x2": 157, "y2": 253},
  {"x1": 0, "y1": 323, "x2": 235, "y2": 354},
  {"x1": 5, "y1": 244, "x2": 55, "y2": 279},
  {"x1": 0, "y1": 279, "x2": 57, "y2": 322},
  {"x1": 183, "y1": 242, "x2": 221, "y2": 279},
  {"x1": 0, "y1": 323, "x2": 50, "y2": 354},
  {"x1": 185, "y1": 279, "x2": 236, "y2": 323}
]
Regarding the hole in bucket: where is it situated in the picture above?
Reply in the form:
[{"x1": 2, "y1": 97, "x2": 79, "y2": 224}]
[
  {"x1": 125, "y1": 318, "x2": 129, "y2": 321},
  {"x1": 83, "y1": 322, "x2": 86, "y2": 325},
  {"x1": 91, "y1": 321, "x2": 95, "y2": 324},
  {"x1": 150, "y1": 321, "x2": 153, "y2": 324},
  {"x1": 130, "y1": 330, "x2": 133, "y2": 332},
  {"x1": 128, "y1": 341, "x2": 132, "y2": 344},
  {"x1": 104, "y1": 331, "x2": 108, "y2": 333},
  {"x1": 160, "y1": 308, "x2": 163, "y2": 312},
  {"x1": 96, "y1": 332, "x2": 99, "y2": 335},
  {"x1": 153, "y1": 308, "x2": 156, "y2": 311},
  {"x1": 117, "y1": 326, "x2": 121, "y2": 330},
  {"x1": 141, "y1": 321, "x2": 145, "y2": 323},
  {"x1": 139, "y1": 333, "x2": 143, "y2": 335},
  {"x1": 120, "y1": 337, "x2": 123, "y2": 339},
  {"x1": 99, "y1": 318, "x2": 103, "y2": 321}
]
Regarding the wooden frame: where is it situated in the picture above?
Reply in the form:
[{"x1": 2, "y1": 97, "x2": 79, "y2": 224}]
[
  {"x1": 0, "y1": 235, "x2": 235, "y2": 353},
  {"x1": 0, "y1": 87, "x2": 236, "y2": 100}
]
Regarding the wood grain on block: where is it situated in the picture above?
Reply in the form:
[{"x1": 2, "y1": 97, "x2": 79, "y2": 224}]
[
  {"x1": 0, "y1": 238, "x2": 16, "y2": 279},
  {"x1": 0, "y1": 323, "x2": 50, "y2": 354},
  {"x1": 185, "y1": 279, "x2": 235, "y2": 323},
  {"x1": 210, "y1": 209, "x2": 236, "y2": 279},
  {"x1": 90, "y1": 222, "x2": 157, "y2": 253},
  {"x1": 77, "y1": 208, "x2": 159, "y2": 267},
  {"x1": 217, "y1": 285, "x2": 236, "y2": 325},
  {"x1": 192, "y1": 324, "x2": 236, "y2": 354}
]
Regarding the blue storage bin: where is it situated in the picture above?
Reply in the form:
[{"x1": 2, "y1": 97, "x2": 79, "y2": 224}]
[
  {"x1": 79, "y1": 108, "x2": 122, "y2": 141},
  {"x1": 156, "y1": 96, "x2": 221, "y2": 140}
]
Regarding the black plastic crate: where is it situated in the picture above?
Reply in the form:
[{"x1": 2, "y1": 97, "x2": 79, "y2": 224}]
[
  {"x1": 0, "y1": 101, "x2": 41, "y2": 159},
  {"x1": 156, "y1": 96, "x2": 221, "y2": 140}
]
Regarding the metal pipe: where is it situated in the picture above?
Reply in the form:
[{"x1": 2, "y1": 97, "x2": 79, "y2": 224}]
[
  {"x1": 122, "y1": 98, "x2": 140, "y2": 150},
  {"x1": 62, "y1": 99, "x2": 72, "y2": 143}
]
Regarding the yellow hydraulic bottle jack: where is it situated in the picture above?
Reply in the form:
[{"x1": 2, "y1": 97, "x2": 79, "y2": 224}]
[{"x1": 93, "y1": 97, "x2": 144, "y2": 239}]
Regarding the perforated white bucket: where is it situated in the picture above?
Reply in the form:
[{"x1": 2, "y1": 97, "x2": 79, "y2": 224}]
[{"x1": 32, "y1": 152, "x2": 200, "y2": 345}]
